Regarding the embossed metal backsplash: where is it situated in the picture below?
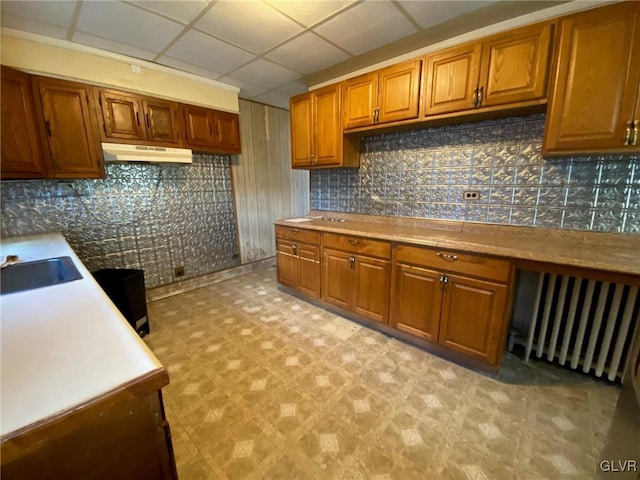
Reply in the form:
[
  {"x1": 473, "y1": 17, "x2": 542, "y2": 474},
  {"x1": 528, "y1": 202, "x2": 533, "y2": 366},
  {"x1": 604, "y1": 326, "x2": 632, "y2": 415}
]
[
  {"x1": 0, "y1": 154, "x2": 239, "y2": 287},
  {"x1": 310, "y1": 114, "x2": 640, "y2": 233}
]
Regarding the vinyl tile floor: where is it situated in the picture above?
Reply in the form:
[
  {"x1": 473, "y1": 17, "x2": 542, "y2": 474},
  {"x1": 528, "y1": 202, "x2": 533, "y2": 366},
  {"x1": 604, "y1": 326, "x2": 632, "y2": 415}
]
[{"x1": 144, "y1": 266, "x2": 621, "y2": 480}]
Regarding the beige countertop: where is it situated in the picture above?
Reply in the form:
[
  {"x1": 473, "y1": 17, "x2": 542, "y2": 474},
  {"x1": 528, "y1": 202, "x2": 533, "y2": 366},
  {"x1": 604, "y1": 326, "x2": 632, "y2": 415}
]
[
  {"x1": 0, "y1": 233, "x2": 165, "y2": 439},
  {"x1": 276, "y1": 211, "x2": 640, "y2": 277}
]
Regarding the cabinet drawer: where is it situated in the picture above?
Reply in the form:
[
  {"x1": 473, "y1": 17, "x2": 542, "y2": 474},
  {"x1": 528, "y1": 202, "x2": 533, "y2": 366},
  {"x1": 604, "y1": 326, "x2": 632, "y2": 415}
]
[
  {"x1": 395, "y1": 244, "x2": 511, "y2": 282},
  {"x1": 275, "y1": 225, "x2": 320, "y2": 245},
  {"x1": 323, "y1": 233, "x2": 391, "y2": 259}
]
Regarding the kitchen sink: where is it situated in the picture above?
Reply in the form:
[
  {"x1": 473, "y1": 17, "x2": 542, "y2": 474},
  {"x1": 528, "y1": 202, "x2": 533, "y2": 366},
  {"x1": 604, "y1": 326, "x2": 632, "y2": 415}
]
[{"x1": 1, "y1": 256, "x2": 83, "y2": 295}]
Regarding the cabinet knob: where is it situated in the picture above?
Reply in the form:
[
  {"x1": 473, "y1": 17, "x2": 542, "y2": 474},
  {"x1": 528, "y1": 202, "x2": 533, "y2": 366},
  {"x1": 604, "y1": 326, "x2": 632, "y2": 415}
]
[
  {"x1": 625, "y1": 121, "x2": 633, "y2": 145},
  {"x1": 349, "y1": 256, "x2": 355, "y2": 269},
  {"x1": 437, "y1": 252, "x2": 458, "y2": 262},
  {"x1": 292, "y1": 243, "x2": 298, "y2": 256}
]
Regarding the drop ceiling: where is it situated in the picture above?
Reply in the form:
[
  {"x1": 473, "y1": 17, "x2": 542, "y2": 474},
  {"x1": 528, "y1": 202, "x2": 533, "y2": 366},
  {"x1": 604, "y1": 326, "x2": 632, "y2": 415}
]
[{"x1": 1, "y1": 0, "x2": 568, "y2": 109}]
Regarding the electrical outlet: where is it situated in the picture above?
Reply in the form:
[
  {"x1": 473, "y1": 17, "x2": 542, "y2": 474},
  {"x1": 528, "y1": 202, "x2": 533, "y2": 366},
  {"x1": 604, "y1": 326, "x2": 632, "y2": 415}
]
[
  {"x1": 174, "y1": 266, "x2": 185, "y2": 277},
  {"x1": 463, "y1": 190, "x2": 480, "y2": 200}
]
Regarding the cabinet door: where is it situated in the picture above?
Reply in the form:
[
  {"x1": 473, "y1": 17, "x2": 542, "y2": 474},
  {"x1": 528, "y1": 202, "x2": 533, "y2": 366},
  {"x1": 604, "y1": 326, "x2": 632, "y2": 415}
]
[
  {"x1": 423, "y1": 42, "x2": 482, "y2": 116},
  {"x1": 353, "y1": 256, "x2": 391, "y2": 324},
  {"x1": 390, "y1": 263, "x2": 443, "y2": 342},
  {"x1": 478, "y1": 22, "x2": 553, "y2": 108},
  {"x1": 543, "y1": 2, "x2": 640, "y2": 154},
  {"x1": 438, "y1": 274, "x2": 507, "y2": 365},
  {"x1": 33, "y1": 77, "x2": 104, "y2": 179},
  {"x1": 143, "y1": 98, "x2": 181, "y2": 145},
  {"x1": 213, "y1": 111, "x2": 241, "y2": 153},
  {"x1": 97, "y1": 89, "x2": 145, "y2": 141},
  {"x1": 314, "y1": 84, "x2": 342, "y2": 166},
  {"x1": 297, "y1": 243, "x2": 320, "y2": 298},
  {"x1": 378, "y1": 60, "x2": 422, "y2": 124},
  {"x1": 1, "y1": 67, "x2": 46, "y2": 179},
  {"x1": 290, "y1": 93, "x2": 313, "y2": 167},
  {"x1": 183, "y1": 105, "x2": 215, "y2": 147},
  {"x1": 322, "y1": 248, "x2": 352, "y2": 310},
  {"x1": 343, "y1": 72, "x2": 377, "y2": 129},
  {"x1": 276, "y1": 240, "x2": 297, "y2": 290}
]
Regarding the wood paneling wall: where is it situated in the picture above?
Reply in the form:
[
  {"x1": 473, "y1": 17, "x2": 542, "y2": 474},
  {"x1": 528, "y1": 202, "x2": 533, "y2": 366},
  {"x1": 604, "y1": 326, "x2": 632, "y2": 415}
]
[{"x1": 232, "y1": 99, "x2": 309, "y2": 263}]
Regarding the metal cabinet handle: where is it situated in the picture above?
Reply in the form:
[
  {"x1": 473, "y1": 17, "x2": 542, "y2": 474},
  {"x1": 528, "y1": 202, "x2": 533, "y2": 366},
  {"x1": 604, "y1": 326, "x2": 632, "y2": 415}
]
[
  {"x1": 373, "y1": 107, "x2": 379, "y2": 124},
  {"x1": 291, "y1": 228, "x2": 299, "y2": 234},
  {"x1": 439, "y1": 274, "x2": 449, "y2": 290},
  {"x1": 348, "y1": 238, "x2": 359, "y2": 246},
  {"x1": 136, "y1": 112, "x2": 141, "y2": 126},
  {"x1": 472, "y1": 87, "x2": 478, "y2": 107},
  {"x1": 633, "y1": 120, "x2": 638, "y2": 146},
  {"x1": 437, "y1": 252, "x2": 458, "y2": 262},
  {"x1": 349, "y1": 256, "x2": 355, "y2": 270},
  {"x1": 292, "y1": 243, "x2": 297, "y2": 256},
  {"x1": 625, "y1": 121, "x2": 633, "y2": 145},
  {"x1": 145, "y1": 113, "x2": 150, "y2": 129},
  {"x1": 477, "y1": 86, "x2": 483, "y2": 107}
]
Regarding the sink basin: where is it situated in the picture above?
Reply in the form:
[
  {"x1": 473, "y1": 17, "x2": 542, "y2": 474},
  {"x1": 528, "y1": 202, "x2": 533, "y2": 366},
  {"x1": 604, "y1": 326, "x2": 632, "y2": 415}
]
[{"x1": 1, "y1": 256, "x2": 83, "y2": 295}]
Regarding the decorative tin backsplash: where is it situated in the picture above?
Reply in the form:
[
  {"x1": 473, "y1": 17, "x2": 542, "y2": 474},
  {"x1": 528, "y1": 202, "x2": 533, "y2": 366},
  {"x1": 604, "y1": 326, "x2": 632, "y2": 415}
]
[
  {"x1": 0, "y1": 154, "x2": 239, "y2": 288},
  {"x1": 310, "y1": 114, "x2": 640, "y2": 233}
]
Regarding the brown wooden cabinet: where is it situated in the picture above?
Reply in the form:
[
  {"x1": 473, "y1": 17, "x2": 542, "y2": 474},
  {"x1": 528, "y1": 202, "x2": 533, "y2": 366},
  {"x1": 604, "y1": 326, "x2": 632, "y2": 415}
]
[
  {"x1": 423, "y1": 21, "x2": 553, "y2": 117},
  {"x1": 275, "y1": 226, "x2": 321, "y2": 298},
  {"x1": 183, "y1": 105, "x2": 241, "y2": 154},
  {"x1": 95, "y1": 88, "x2": 181, "y2": 146},
  {"x1": 1, "y1": 67, "x2": 47, "y2": 179},
  {"x1": 322, "y1": 233, "x2": 391, "y2": 324},
  {"x1": 290, "y1": 83, "x2": 356, "y2": 168},
  {"x1": 32, "y1": 76, "x2": 105, "y2": 179},
  {"x1": 543, "y1": 2, "x2": 640, "y2": 155},
  {"x1": 343, "y1": 59, "x2": 422, "y2": 129},
  {"x1": 390, "y1": 244, "x2": 513, "y2": 366}
]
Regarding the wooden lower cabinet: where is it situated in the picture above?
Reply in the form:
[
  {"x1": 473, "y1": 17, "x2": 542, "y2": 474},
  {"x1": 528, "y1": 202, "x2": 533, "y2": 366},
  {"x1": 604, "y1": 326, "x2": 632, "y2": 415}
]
[
  {"x1": 438, "y1": 274, "x2": 508, "y2": 365},
  {"x1": 322, "y1": 247, "x2": 391, "y2": 324},
  {"x1": 276, "y1": 236, "x2": 320, "y2": 299}
]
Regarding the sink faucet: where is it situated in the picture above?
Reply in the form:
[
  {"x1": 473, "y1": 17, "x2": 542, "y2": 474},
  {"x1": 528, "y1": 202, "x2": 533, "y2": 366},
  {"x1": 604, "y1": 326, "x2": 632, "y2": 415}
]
[{"x1": 1, "y1": 255, "x2": 19, "y2": 268}]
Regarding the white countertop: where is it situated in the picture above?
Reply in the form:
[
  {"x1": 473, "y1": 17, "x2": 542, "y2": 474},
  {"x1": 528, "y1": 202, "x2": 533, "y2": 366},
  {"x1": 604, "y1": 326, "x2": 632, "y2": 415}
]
[{"x1": 0, "y1": 233, "x2": 164, "y2": 438}]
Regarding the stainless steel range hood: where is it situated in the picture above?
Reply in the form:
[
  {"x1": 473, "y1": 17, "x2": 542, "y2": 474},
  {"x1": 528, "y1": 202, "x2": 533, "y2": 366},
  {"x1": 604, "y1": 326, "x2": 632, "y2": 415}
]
[{"x1": 102, "y1": 143, "x2": 193, "y2": 164}]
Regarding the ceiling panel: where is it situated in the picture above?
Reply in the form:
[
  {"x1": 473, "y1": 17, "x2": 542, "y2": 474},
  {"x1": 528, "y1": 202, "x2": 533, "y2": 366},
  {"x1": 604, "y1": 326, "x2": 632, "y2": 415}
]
[
  {"x1": 252, "y1": 91, "x2": 291, "y2": 109},
  {"x1": 1, "y1": 0, "x2": 77, "y2": 28},
  {"x1": 217, "y1": 77, "x2": 268, "y2": 99},
  {"x1": 156, "y1": 56, "x2": 221, "y2": 80},
  {"x1": 265, "y1": 0, "x2": 355, "y2": 27},
  {"x1": 230, "y1": 58, "x2": 301, "y2": 90},
  {"x1": 163, "y1": 29, "x2": 255, "y2": 73},
  {"x1": 127, "y1": 0, "x2": 210, "y2": 25},
  {"x1": 0, "y1": 14, "x2": 69, "y2": 40},
  {"x1": 265, "y1": 32, "x2": 350, "y2": 75},
  {"x1": 76, "y1": 1, "x2": 183, "y2": 53},
  {"x1": 71, "y1": 31, "x2": 158, "y2": 61},
  {"x1": 399, "y1": 1, "x2": 495, "y2": 29},
  {"x1": 314, "y1": 0, "x2": 417, "y2": 55},
  {"x1": 274, "y1": 80, "x2": 308, "y2": 97},
  {"x1": 195, "y1": 1, "x2": 302, "y2": 54}
]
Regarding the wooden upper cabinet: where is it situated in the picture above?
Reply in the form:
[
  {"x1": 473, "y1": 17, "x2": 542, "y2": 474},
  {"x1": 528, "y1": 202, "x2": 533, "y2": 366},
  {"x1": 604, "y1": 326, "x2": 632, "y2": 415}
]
[
  {"x1": 143, "y1": 98, "x2": 181, "y2": 145},
  {"x1": 423, "y1": 21, "x2": 553, "y2": 116},
  {"x1": 290, "y1": 83, "x2": 344, "y2": 168},
  {"x1": 479, "y1": 21, "x2": 553, "y2": 108},
  {"x1": 1, "y1": 67, "x2": 47, "y2": 179},
  {"x1": 543, "y1": 2, "x2": 640, "y2": 155},
  {"x1": 32, "y1": 76, "x2": 104, "y2": 179},
  {"x1": 343, "y1": 72, "x2": 377, "y2": 129},
  {"x1": 96, "y1": 89, "x2": 145, "y2": 141},
  {"x1": 182, "y1": 105, "x2": 241, "y2": 154},
  {"x1": 423, "y1": 42, "x2": 482, "y2": 115},
  {"x1": 290, "y1": 93, "x2": 313, "y2": 167},
  {"x1": 344, "y1": 60, "x2": 422, "y2": 129}
]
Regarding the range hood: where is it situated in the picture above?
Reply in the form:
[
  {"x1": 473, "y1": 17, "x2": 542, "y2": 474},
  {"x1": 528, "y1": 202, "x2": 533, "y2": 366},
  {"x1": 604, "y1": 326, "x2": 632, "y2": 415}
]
[{"x1": 102, "y1": 143, "x2": 193, "y2": 164}]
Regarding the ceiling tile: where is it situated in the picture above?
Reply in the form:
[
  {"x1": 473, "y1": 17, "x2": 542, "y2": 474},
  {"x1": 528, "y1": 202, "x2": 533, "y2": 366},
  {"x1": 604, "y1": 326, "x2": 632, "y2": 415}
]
[
  {"x1": 399, "y1": 1, "x2": 495, "y2": 29},
  {"x1": 72, "y1": 31, "x2": 156, "y2": 61},
  {"x1": 1, "y1": 1, "x2": 77, "y2": 28},
  {"x1": 231, "y1": 59, "x2": 301, "y2": 90},
  {"x1": 127, "y1": 1, "x2": 209, "y2": 25},
  {"x1": 265, "y1": 0, "x2": 355, "y2": 27},
  {"x1": 274, "y1": 80, "x2": 308, "y2": 97},
  {"x1": 156, "y1": 56, "x2": 222, "y2": 80},
  {"x1": 216, "y1": 77, "x2": 267, "y2": 99},
  {"x1": 252, "y1": 91, "x2": 291, "y2": 109},
  {"x1": 0, "y1": 14, "x2": 69, "y2": 40},
  {"x1": 76, "y1": 1, "x2": 183, "y2": 53},
  {"x1": 265, "y1": 32, "x2": 350, "y2": 75},
  {"x1": 314, "y1": 0, "x2": 417, "y2": 55},
  {"x1": 194, "y1": 1, "x2": 302, "y2": 54},
  {"x1": 164, "y1": 29, "x2": 255, "y2": 73}
]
